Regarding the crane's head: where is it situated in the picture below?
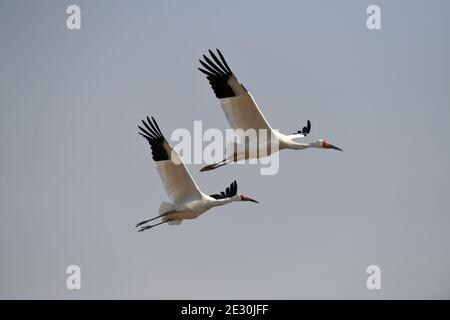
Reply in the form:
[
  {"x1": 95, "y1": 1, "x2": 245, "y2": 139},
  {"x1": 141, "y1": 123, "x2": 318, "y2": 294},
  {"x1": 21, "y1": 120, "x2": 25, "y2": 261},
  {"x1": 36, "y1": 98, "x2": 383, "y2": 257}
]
[
  {"x1": 238, "y1": 194, "x2": 259, "y2": 204},
  {"x1": 318, "y1": 139, "x2": 343, "y2": 151}
]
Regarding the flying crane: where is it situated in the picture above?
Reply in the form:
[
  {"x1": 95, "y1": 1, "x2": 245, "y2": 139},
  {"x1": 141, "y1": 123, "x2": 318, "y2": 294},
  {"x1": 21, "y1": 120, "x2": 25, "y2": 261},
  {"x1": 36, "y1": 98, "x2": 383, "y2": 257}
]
[
  {"x1": 198, "y1": 49, "x2": 343, "y2": 171},
  {"x1": 136, "y1": 116, "x2": 258, "y2": 231}
]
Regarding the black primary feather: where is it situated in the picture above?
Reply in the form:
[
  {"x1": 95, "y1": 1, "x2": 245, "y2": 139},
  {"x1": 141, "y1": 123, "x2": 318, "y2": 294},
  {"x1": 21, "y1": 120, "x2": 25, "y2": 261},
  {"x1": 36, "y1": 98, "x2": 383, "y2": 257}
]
[
  {"x1": 210, "y1": 180, "x2": 238, "y2": 200},
  {"x1": 198, "y1": 49, "x2": 247, "y2": 99},
  {"x1": 138, "y1": 116, "x2": 169, "y2": 161},
  {"x1": 293, "y1": 120, "x2": 312, "y2": 136}
]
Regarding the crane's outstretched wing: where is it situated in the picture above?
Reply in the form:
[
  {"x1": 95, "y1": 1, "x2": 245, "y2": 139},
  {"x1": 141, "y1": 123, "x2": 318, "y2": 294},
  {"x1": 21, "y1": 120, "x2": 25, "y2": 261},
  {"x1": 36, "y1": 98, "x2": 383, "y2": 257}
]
[
  {"x1": 209, "y1": 180, "x2": 238, "y2": 200},
  {"x1": 138, "y1": 116, "x2": 203, "y2": 204},
  {"x1": 198, "y1": 49, "x2": 273, "y2": 132},
  {"x1": 287, "y1": 120, "x2": 312, "y2": 141}
]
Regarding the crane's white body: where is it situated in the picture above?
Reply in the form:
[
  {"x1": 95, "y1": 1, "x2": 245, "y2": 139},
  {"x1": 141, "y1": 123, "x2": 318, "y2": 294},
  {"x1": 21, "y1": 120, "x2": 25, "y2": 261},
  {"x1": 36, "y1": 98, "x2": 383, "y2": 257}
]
[
  {"x1": 154, "y1": 143, "x2": 234, "y2": 225},
  {"x1": 160, "y1": 194, "x2": 233, "y2": 225},
  {"x1": 219, "y1": 93, "x2": 319, "y2": 163}
]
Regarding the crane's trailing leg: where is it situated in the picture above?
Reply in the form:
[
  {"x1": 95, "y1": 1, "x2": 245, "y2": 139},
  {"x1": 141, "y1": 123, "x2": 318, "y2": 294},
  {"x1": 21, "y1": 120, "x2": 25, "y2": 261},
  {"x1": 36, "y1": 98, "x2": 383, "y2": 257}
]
[
  {"x1": 138, "y1": 219, "x2": 173, "y2": 232},
  {"x1": 135, "y1": 212, "x2": 169, "y2": 227},
  {"x1": 200, "y1": 159, "x2": 228, "y2": 172},
  {"x1": 200, "y1": 153, "x2": 239, "y2": 172}
]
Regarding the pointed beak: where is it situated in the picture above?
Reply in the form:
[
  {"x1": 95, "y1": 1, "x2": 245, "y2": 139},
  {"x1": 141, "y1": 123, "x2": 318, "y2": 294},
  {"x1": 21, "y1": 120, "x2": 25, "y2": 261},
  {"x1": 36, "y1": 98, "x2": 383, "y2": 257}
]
[
  {"x1": 327, "y1": 143, "x2": 343, "y2": 152},
  {"x1": 242, "y1": 196, "x2": 259, "y2": 204}
]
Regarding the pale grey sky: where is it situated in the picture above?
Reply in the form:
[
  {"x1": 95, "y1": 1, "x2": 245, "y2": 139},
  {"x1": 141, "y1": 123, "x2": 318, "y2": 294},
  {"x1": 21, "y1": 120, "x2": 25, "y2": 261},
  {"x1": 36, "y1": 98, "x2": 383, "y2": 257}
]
[{"x1": 1, "y1": 0, "x2": 450, "y2": 299}]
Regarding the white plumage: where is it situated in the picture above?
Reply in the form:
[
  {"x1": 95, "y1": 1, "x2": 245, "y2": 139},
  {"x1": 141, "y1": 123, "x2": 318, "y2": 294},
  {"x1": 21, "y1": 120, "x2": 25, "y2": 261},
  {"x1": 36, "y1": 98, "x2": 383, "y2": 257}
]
[
  {"x1": 198, "y1": 49, "x2": 343, "y2": 172},
  {"x1": 136, "y1": 117, "x2": 258, "y2": 231}
]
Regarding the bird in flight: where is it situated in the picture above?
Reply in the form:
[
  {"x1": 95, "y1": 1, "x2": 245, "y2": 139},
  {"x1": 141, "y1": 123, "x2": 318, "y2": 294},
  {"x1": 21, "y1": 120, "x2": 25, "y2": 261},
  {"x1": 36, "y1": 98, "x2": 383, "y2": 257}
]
[
  {"x1": 198, "y1": 49, "x2": 343, "y2": 172},
  {"x1": 136, "y1": 116, "x2": 259, "y2": 231}
]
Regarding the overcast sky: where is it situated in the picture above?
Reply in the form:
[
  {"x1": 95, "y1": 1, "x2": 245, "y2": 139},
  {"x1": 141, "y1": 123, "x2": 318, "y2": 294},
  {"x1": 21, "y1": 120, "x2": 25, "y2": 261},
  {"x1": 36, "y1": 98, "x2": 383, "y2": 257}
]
[{"x1": 1, "y1": 0, "x2": 450, "y2": 299}]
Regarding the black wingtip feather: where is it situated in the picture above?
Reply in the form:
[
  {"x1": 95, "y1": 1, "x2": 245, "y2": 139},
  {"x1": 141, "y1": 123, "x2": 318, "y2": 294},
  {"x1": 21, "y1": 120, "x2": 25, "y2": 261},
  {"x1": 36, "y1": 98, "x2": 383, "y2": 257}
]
[
  {"x1": 138, "y1": 116, "x2": 169, "y2": 161},
  {"x1": 198, "y1": 49, "x2": 240, "y2": 99},
  {"x1": 209, "y1": 50, "x2": 228, "y2": 74},
  {"x1": 203, "y1": 54, "x2": 226, "y2": 75},
  {"x1": 198, "y1": 67, "x2": 215, "y2": 77},
  {"x1": 295, "y1": 120, "x2": 312, "y2": 136},
  {"x1": 199, "y1": 60, "x2": 220, "y2": 76},
  {"x1": 216, "y1": 49, "x2": 232, "y2": 74},
  {"x1": 152, "y1": 117, "x2": 164, "y2": 137},
  {"x1": 209, "y1": 180, "x2": 239, "y2": 200}
]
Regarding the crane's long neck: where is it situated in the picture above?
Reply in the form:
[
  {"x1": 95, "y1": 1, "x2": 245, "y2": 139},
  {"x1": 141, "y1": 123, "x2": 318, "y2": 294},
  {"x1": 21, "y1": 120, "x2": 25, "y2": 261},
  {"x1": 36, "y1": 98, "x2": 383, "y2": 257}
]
[
  {"x1": 210, "y1": 198, "x2": 233, "y2": 208},
  {"x1": 287, "y1": 141, "x2": 321, "y2": 150}
]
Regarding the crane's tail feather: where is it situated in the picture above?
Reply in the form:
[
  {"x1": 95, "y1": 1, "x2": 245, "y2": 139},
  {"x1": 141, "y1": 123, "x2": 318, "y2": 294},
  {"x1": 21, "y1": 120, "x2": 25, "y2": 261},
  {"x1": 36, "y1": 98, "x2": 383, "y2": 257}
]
[
  {"x1": 160, "y1": 202, "x2": 182, "y2": 225},
  {"x1": 166, "y1": 219, "x2": 183, "y2": 225},
  {"x1": 135, "y1": 202, "x2": 176, "y2": 228},
  {"x1": 159, "y1": 202, "x2": 176, "y2": 215}
]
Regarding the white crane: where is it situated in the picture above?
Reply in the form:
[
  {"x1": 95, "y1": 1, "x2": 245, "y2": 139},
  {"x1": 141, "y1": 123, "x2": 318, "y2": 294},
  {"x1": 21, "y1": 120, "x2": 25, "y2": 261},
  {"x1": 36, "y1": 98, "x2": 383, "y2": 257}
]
[
  {"x1": 198, "y1": 49, "x2": 343, "y2": 172},
  {"x1": 135, "y1": 116, "x2": 258, "y2": 231}
]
